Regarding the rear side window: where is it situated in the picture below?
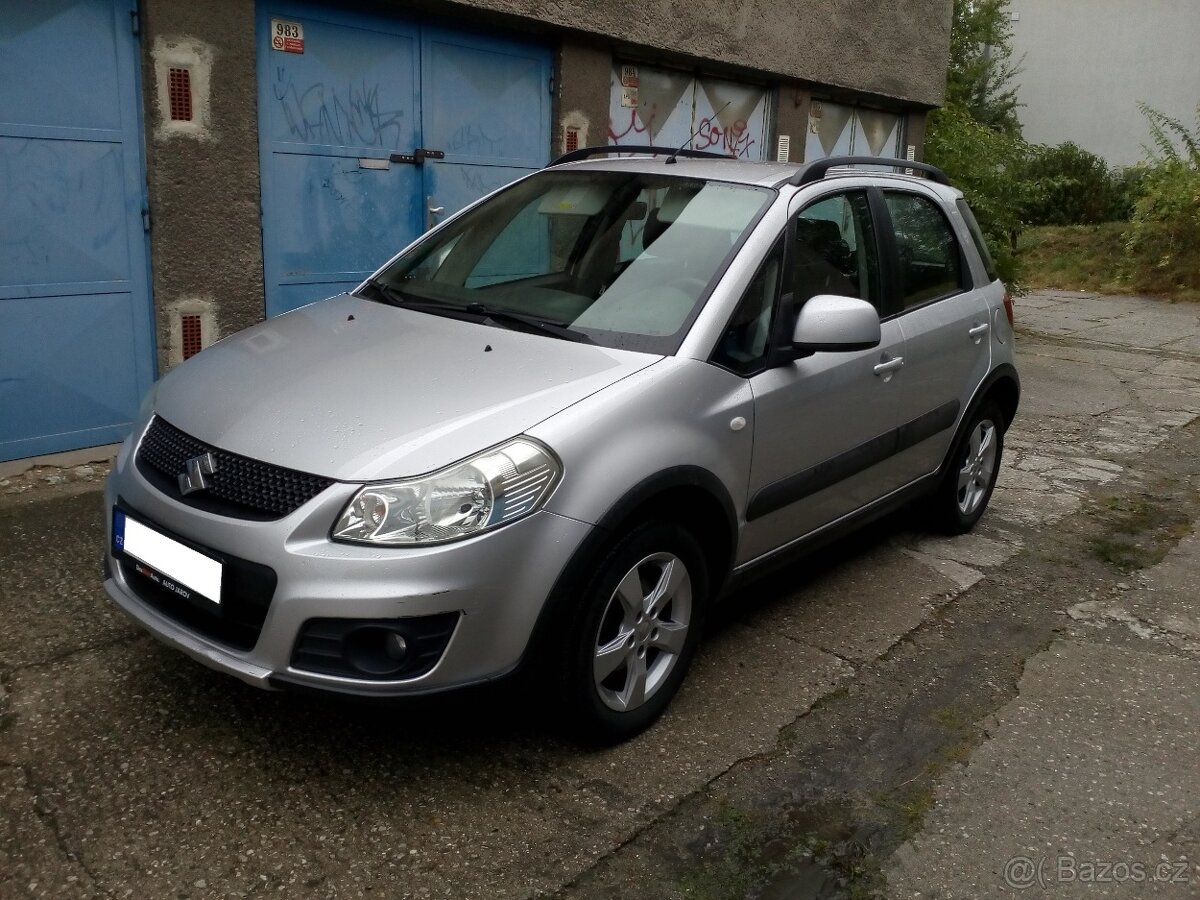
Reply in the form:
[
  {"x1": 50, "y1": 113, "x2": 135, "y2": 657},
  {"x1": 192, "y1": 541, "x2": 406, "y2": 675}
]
[
  {"x1": 884, "y1": 192, "x2": 964, "y2": 310},
  {"x1": 955, "y1": 198, "x2": 999, "y2": 282}
]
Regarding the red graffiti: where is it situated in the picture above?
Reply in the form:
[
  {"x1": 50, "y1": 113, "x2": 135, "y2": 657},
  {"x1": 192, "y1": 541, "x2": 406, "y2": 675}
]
[
  {"x1": 608, "y1": 108, "x2": 651, "y2": 143},
  {"x1": 693, "y1": 117, "x2": 757, "y2": 158}
]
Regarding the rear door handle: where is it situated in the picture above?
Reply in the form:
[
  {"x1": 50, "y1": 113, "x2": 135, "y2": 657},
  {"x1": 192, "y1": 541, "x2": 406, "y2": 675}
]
[
  {"x1": 873, "y1": 356, "x2": 905, "y2": 377},
  {"x1": 968, "y1": 323, "x2": 990, "y2": 342}
]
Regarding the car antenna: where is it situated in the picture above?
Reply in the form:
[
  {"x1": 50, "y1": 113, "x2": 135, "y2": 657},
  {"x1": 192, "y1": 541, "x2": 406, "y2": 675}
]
[{"x1": 665, "y1": 101, "x2": 732, "y2": 164}]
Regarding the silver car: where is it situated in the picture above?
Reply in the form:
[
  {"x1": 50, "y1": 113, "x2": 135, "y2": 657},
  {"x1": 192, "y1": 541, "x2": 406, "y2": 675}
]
[{"x1": 104, "y1": 150, "x2": 1019, "y2": 742}]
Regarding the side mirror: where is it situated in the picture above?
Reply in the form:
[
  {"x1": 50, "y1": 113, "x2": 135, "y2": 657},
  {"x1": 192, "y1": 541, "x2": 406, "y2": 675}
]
[{"x1": 792, "y1": 294, "x2": 881, "y2": 353}]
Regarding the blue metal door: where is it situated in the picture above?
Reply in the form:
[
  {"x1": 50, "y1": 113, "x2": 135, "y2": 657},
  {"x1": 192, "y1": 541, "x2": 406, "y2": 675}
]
[
  {"x1": 0, "y1": 0, "x2": 156, "y2": 462},
  {"x1": 257, "y1": 4, "x2": 551, "y2": 317}
]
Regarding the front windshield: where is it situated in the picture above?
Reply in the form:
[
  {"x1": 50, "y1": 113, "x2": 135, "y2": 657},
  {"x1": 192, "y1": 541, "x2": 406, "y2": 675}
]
[{"x1": 365, "y1": 170, "x2": 774, "y2": 353}]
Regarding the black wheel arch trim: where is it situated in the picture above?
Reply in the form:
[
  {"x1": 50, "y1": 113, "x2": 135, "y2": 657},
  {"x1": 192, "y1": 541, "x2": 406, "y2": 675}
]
[
  {"x1": 933, "y1": 363, "x2": 1020, "y2": 483},
  {"x1": 520, "y1": 466, "x2": 738, "y2": 670}
]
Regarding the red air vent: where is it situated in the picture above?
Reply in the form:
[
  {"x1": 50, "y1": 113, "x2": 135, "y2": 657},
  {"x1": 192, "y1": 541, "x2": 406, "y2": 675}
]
[
  {"x1": 168, "y1": 67, "x2": 193, "y2": 122},
  {"x1": 564, "y1": 127, "x2": 580, "y2": 154},
  {"x1": 181, "y1": 314, "x2": 203, "y2": 359}
]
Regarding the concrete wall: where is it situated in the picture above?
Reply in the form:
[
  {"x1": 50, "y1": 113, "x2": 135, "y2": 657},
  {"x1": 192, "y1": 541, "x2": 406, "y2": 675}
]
[
  {"x1": 141, "y1": 0, "x2": 263, "y2": 370},
  {"x1": 452, "y1": 0, "x2": 953, "y2": 108},
  {"x1": 1009, "y1": 0, "x2": 1200, "y2": 166}
]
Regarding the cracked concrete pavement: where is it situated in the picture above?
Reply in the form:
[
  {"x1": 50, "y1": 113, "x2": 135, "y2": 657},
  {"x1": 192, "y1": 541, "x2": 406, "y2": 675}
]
[{"x1": 1, "y1": 290, "x2": 1198, "y2": 898}]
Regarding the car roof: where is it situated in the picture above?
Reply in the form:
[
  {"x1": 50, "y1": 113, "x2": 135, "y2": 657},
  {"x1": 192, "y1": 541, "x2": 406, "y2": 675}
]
[{"x1": 548, "y1": 155, "x2": 962, "y2": 199}]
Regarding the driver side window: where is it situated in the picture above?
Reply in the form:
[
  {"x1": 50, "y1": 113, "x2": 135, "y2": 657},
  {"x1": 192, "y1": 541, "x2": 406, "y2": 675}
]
[{"x1": 792, "y1": 192, "x2": 879, "y2": 312}]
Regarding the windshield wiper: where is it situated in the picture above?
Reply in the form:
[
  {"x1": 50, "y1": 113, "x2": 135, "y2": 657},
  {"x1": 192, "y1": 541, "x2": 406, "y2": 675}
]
[
  {"x1": 360, "y1": 282, "x2": 591, "y2": 343},
  {"x1": 463, "y1": 303, "x2": 592, "y2": 344}
]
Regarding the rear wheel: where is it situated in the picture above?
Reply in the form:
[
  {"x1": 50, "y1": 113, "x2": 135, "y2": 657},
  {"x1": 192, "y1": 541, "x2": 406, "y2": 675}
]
[
  {"x1": 931, "y1": 401, "x2": 1004, "y2": 534},
  {"x1": 559, "y1": 522, "x2": 707, "y2": 744}
]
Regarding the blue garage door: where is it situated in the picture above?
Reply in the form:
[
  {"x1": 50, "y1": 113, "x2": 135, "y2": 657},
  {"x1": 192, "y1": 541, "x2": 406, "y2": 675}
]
[
  {"x1": 0, "y1": 0, "x2": 155, "y2": 462},
  {"x1": 256, "y1": 3, "x2": 552, "y2": 317}
]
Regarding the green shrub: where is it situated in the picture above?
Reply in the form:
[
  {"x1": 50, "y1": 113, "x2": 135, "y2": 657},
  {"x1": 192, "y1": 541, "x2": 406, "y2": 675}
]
[
  {"x1": 925, "y1": 103, "x2": 1029, "y2": 287},
  {"x1": 1124, "y1": 105, "x2": 1200, "y2": 293},
  {"x1": 1021, "y1": 142, "x2": 1131, "y2": 225}
]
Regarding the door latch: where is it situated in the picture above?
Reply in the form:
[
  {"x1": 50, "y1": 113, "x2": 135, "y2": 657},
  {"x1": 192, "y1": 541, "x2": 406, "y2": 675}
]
[{"x1": 389, "y1": 148, "x2": 446, "y2": 165}]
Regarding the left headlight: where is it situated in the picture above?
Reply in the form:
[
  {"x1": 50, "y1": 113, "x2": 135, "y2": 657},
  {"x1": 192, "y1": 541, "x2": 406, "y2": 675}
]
[{"x1": 331, "y1": 438, "x2": 561, "y2": 546}]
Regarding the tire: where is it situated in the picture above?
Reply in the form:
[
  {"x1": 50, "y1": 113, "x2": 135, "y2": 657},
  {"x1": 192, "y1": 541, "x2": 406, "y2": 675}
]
[
  {"x1": 558, "y1": 521, "x2": 708, "y2": 745},
  {"x1": 931, "y1": 400, "x2": 1005, "y2": 534}
]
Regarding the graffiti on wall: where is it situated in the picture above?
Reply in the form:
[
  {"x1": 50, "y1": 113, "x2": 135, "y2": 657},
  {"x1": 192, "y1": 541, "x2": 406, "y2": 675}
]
[
  {"x1": 273, "y1": 70, "x2": 407, "y2": 148},
  {"x1": 608, "y1": 65, "x2": 770, "y2": 160}
]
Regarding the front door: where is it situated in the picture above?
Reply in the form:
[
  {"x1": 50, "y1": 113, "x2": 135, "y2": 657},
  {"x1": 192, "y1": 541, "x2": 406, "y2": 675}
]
[{"x1": 256, "y1": 3, "x2": 552, "y2": 317}]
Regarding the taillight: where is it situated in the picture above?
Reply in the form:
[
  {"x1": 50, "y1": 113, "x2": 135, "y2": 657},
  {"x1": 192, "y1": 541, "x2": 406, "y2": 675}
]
[{"x1": 1002, "y1": 291, "x2": 1014, "y2": 327}]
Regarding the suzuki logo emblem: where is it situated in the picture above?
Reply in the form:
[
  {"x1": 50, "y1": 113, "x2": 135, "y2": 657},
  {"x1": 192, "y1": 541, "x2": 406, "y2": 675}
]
[{"x1": 178, "y1": 452, "x2": 218, "y2": 495}]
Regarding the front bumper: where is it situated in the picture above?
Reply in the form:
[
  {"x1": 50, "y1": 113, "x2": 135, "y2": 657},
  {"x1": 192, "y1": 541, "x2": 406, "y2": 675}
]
[{"x1": 102, "y1": 434, "x2": 593, "y2": 697}]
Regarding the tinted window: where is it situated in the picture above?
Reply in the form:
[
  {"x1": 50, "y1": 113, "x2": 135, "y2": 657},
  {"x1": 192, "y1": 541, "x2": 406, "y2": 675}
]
[
  {"x1": 955, "y1": 198, "x2": 999, "y2": 282},
  {"x1": 713, "y1": 238, "x2": 783, "y2": 374},
  {"x1": 884, "y1": 192, "x2": 964, "y2": 309},
  {"x1": 792, "y1": 192, "x2": 879, "y2": 311}
]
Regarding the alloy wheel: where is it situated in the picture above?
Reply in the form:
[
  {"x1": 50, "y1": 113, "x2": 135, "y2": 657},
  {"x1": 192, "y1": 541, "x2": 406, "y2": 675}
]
[
  {"x1": 956, "y1": 418, "x2": 998, "y2": 516},
  {"x1": 592, "y1": 552, "x2": 692, "y2": 713}
]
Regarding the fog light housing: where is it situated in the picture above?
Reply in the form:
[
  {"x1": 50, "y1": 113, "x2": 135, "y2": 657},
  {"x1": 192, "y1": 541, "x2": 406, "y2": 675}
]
[{"x1": 291, "y1": 613, "x2": 460, "y2": 681}]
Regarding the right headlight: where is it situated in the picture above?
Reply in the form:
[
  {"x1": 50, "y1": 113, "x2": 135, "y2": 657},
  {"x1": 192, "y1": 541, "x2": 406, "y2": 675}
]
[{"x1": 331, "y1": 438, "x2": 561, "y2": 546}]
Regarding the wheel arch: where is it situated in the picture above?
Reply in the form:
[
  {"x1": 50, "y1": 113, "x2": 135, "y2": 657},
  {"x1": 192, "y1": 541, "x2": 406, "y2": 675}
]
[{"x1": 521, "y1": 466, "x2": 738, "y2": 669}]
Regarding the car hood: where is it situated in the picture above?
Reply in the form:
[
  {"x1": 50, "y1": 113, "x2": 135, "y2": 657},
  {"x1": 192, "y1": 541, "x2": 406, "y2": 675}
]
[{"x1": 153, "y1": 294, "x2": 661, "y2": 481}]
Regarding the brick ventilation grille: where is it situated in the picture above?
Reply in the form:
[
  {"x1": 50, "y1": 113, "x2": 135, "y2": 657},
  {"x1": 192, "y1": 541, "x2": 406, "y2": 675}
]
[
  {"x1": 564, "y1": 127, "x2": 580, "y2": 154},
  {"x1": 180, "y1": 314, "x2": 203, "y2": 360},
  {"x1": 168, "y1": 67, "x2": 193, "y2": 122},
  {"x1": 138, "y1": 417, "x2": 334, "y2": 518}
]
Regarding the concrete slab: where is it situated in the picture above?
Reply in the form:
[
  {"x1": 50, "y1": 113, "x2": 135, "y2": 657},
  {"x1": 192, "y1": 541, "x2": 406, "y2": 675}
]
[
  {"x1": 0, "y1": 494, "x2": 138, "y2": 670},
  {"x1": 887, "y1": 641, "x2": 1200, "y2": 898},
  {"x1": 739, "y1": 543, "x2": 962, "y2": 663}
]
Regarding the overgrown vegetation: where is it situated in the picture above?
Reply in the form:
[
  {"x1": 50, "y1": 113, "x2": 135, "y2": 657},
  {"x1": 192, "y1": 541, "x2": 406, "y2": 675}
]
[
  {"x1": 925, "y1": 0, "x2": 1026, "y2": 286},
  {"x1": 925, "y1": 0, "x2": 1200, "y2": 299},
  {"x1": 1124, "y1": 105, "x2": 1200, "y2": 297}
]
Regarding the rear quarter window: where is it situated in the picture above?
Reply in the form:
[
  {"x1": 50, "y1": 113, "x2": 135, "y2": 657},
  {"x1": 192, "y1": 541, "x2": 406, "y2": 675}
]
[{"x1": 955, "y1": 198, "x2": 999, "y2": 282}]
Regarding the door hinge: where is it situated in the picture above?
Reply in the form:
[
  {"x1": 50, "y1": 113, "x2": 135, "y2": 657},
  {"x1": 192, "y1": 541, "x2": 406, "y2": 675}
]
[
  {"x1": 130, "y1": 8, "x2": 140, "y2": 35},
  {"x1": 389, "y1": 148, "x2": 445, "y2": 164},
  {"x1": 141, "y1": 206, "x2": 151, "y2": 232},
  {"x1": 548, "y1": 75, "x2": 555, "y2": 96}
]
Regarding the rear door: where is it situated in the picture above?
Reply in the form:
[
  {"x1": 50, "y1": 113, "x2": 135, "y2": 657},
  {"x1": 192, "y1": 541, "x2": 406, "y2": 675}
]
[{"x1": 877, "y1": 188, "x2": 992, "y2": 482}]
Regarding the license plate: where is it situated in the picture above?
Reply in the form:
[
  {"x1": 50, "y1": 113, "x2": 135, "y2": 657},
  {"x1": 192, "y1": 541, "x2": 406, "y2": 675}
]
[{"x1": 113, "y1": 509, "x2": 222, "y2": 605}]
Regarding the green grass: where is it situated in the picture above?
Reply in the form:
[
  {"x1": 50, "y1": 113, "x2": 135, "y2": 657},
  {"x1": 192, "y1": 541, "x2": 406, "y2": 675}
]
[{"x1": 1018, "y1": 223, "x2": 1200, "y2": 302}]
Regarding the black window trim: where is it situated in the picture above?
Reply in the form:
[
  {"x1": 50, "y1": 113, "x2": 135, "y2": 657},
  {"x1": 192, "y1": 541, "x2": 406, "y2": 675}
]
[
  {"x1": 707, "y1": 234, "x2": 786, "y2": 377},
  {"x1": 873, "y1": 186, "x2": 972, "y2": 321}
]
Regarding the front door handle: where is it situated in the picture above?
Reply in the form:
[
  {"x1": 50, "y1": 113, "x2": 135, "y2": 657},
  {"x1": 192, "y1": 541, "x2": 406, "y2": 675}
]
[
  {"x1": 873, "y1": 355, "x2": 905, "y2": 378},
  {"x1": 968, "y1": 322, "x2": 990, "y2": 342},
  {"x1": 426, "y1": 197, "x2": 445, "y2": 231}
]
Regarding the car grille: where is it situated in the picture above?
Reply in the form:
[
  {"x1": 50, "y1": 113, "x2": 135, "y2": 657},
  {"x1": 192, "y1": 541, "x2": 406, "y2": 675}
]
[{"x1": 136, "y1": 416, "x2": 334, "y2": 520}]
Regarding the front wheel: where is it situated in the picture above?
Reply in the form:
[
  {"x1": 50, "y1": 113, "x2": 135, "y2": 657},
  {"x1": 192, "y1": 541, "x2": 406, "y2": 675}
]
[
  {"x1": 559, "y1": 522, "x2": 707, "y2": 744},
  {"x1": 931, "y1": 401, "x2": 1005, "y2": 534}
]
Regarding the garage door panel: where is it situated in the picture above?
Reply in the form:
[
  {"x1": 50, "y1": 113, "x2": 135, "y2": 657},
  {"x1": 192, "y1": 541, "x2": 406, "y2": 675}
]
[
  {"x1": 0, "y1": 0, "x2": 124, "y2": 132},
  {"x1": 263, "y1": 14, "x2": 420, "y2": 152},
  {"x1": 0, "y1": 290, "x2": 146, "y2": 458},
  {"x1": 270, "y1": 152, "x2": 422, "y2": 279},
  {"x1": 0, "y1": 0, "x2": 154, "y2": 463},
  {"x1": 422, "y1": 33, "x2": 550, "y2": 167},
  {"x1": 0, "y1": 136, "x2": 131, "y2": 292}
]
